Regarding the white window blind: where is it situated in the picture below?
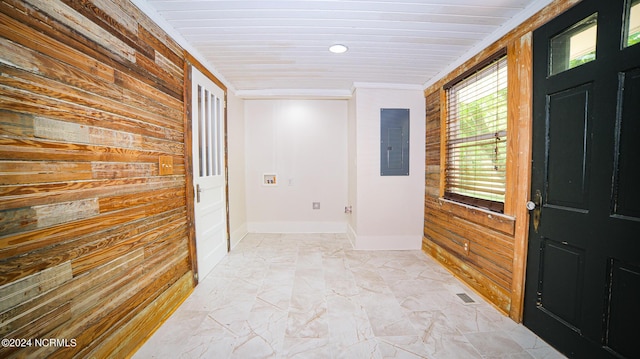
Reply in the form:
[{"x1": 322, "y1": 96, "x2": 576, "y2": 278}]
[{"x1": 445, "y1": 54, "x2": 508, "y2": 212}]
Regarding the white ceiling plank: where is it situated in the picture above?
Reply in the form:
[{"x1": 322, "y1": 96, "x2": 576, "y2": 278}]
[
  {"x1": 149, "y1": 0, "x2": 530, "y2": 12},
  {"x1": 140, "y1": 0, "x2": 549, "y2": 95},
  {"x1": 159, "y1": 11, "x2": 514, "y2": 26}
]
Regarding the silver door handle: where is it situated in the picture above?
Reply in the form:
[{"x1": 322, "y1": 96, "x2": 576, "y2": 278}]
[{"x1": 196, "y1": 184, "x2": 202, "y2": 203}]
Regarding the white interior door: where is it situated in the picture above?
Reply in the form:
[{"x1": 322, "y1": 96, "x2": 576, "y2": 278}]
[{"x1": 191, "y1": 67, "x2": 227, "y2": 281}]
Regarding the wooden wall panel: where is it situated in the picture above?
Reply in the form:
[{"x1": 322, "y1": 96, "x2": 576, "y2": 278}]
[
  {"x1": 424, "y1": 91, "x2": 440, "y2": 199},
  {"x1": 422, "y1": 0, "x2": 580, "y2": 320},
  {"x1": 0, "y1": 0, "x2": 195, "y2": 357}
]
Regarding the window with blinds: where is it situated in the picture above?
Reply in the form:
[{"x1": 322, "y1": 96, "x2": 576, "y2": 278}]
[{"x1": 444, "y1": 54, "x2": 508, "y2": 213}]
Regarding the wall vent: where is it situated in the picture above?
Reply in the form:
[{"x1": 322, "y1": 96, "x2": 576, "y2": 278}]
[{"x1": 456, "y1": 293, "x2": 476, "y2": 304}]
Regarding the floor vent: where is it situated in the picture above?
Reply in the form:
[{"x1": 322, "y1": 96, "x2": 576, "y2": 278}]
[{"x1": 456, "y1": 293, "x2": 475, "y2": 304}]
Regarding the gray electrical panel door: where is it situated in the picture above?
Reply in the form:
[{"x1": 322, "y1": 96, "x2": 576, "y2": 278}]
[{"x1": 380, "y1": 108, "x2": 409, "y2": 176}]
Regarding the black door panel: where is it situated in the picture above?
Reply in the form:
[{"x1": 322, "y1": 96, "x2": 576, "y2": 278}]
[
  {"x1": 613, "y1": 68, "x2": 640, "y2": 219},
  {"x1": 545, "y1": 83, "x2": 593, "y2": 210},
  {"x1": 605, "y1": 261, "x2": 640, "y2": 358},
  {"x1": 538, "y1": 239, "x2": 586, "y2": 331},
  {"x1": 525, "y1": 0, "x2": 640, "y2": 358}
]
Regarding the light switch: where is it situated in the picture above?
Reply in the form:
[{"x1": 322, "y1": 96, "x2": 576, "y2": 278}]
[{"x1": 159, "y1": 156, "x2": 173, "y2": 175}]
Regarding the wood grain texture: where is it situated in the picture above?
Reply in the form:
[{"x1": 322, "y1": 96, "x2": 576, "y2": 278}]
[
  {"x1": 0, "y1": 175, "x2": 184, "y2": 210},
  {"x1": 423, "y1": 0, "x2": 581, "y2": 322},
  {"x1": 86, "y1": 272, "x2": 194, "y2": 358},
  {"x1": 0, "y1": 0, "x2": 199, "y2": 357},
  {"x1": 422, "y1": 238, "x2": 511, "y2": 314},
  {"x1": 0, "y1": 262, "x2": 72, "y2": 312},
  {"x1": 182, "y1": 61, "x2": 199, "y2": 283},
  {"x1": 508, "y1": 33, "x2": 533, "y2": 322}
]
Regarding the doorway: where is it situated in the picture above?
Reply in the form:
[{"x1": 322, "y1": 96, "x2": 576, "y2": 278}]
[
  {"x1": 190, "y1": 67, "x2": 228, "y2": 281},
  {"x1": 524, "y1": 0, "x2": 640, "y2": 358}
]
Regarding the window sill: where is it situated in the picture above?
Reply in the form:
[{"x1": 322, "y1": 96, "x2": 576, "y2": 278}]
[{"x1": 436, "y1": 198, "x2": 516, "y2": 236}]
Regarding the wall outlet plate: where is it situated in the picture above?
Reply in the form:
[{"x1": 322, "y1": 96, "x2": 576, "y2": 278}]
[{"x1": 263, "y1": 173, "x2": 277, "y2": 185}]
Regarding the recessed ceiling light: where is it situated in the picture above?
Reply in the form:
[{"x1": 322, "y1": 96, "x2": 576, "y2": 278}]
[{"x1": 329, "y1": 44, "x2": 348, "y2": 54}]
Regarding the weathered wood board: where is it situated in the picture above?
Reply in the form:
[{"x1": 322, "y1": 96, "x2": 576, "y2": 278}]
[
  {"x1": 422, "y1": 0, "x2": 581, "y2": 321},
  {"x1": 0, "y1": 0, "x2": 195, "y2": 357}
]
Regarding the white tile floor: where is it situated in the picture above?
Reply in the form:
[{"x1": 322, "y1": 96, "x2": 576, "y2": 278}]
[{"x1": 134, "y1": 233, "x2": 566, "y2": 359}]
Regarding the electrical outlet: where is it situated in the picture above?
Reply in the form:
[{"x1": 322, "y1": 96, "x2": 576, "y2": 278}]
[
  {"x1": 463, "y1": 239, "x2": 470, "y2": 256},
  {"x1": 312, "y1": 202, "x2": 320, "y2": 210}
]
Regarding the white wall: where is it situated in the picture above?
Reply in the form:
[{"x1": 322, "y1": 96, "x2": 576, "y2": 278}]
[
  {"x1": 227, "y1": 92, "x2": 247, "y2": 248},
  {"x1": 350, "y1": 86, "x2": 426, "y2": 250},
  {"x1": 244, "y1": 99, "x2": 348, "y2": 233}
]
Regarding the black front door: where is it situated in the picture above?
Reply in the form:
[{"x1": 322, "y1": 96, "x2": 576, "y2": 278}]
[{"x1": 525, "y1": 0, "x2": 640, "y2": 358}]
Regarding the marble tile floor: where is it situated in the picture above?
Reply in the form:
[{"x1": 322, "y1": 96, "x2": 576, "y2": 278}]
[{"x1": 134, "y1": 233, "x2": 566, "y2": 359}]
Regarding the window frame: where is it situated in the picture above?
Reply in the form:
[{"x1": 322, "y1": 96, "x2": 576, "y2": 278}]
[
  {"x1": 442, "y1": 49, "x2": 508, "y2": 213},
  {"x1": 624, "y1": 0, "x2": 640, "y2": 47}
]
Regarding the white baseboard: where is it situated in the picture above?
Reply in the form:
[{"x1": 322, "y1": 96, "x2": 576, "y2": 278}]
[
  {"x1": 242, "y1": 222, "x2": 419, "y2": 251},
  {"x1": 230, "y1": 224, "x2": 248, "y2": 250},
  {"x1": 354, "y1": 234, "x2": 422, "y2": 250},
  {"x1": 346, "y1": 224, "x2": 357, "y2": 249},
  {"x1": 247, "y1": 221, "x2": 347, "y2": 234}
]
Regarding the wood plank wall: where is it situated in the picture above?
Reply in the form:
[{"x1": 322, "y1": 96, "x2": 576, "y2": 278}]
[
  {"x1": 0, "y1": 0, "x2": 196, "y2": 357},
  {"x1": 422, "y1": 0, "x2": 580, "y2": 321}
]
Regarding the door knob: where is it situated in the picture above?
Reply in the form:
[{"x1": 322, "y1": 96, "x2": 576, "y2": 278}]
[{"x1": 528, "y1": 189, "x2": 542, "y2": 233}]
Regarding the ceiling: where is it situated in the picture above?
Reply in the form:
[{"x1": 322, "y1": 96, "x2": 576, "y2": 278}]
[{"x1": 138, "y1": 0, "x2": 552, "y2": 97}]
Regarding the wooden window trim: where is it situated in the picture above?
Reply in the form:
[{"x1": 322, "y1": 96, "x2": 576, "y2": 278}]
[{"x1": 444, "y1": 48, "x2": 508, "y2": 90}]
